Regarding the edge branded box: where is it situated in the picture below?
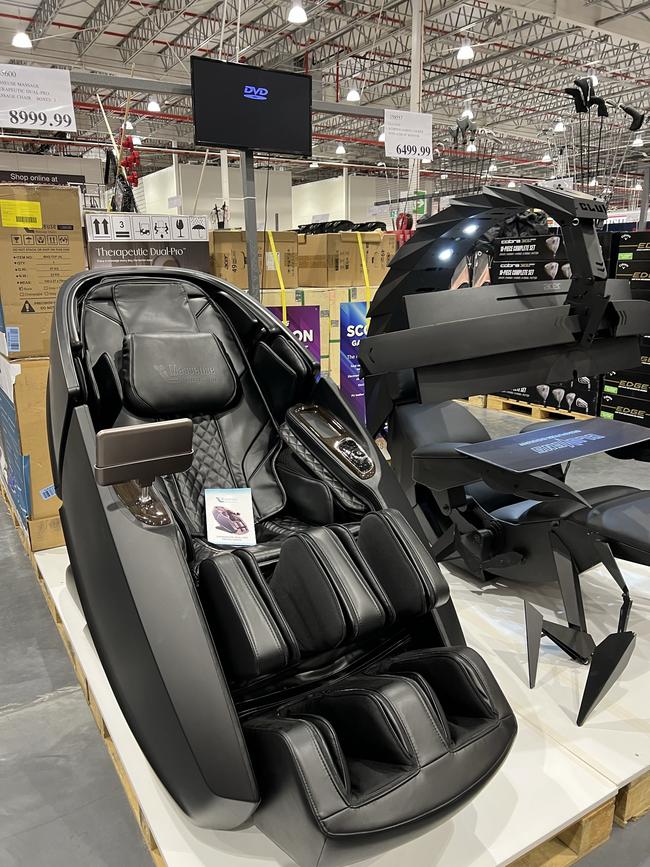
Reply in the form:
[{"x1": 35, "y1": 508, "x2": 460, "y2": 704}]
[
  {"x1": 0, "y1": 185, "x2": 85, "y2": 358},
  {"x1": 210, "y1": 231, "x2": 298, "y2": 290},
  {"x1": 599, "y1": 392, "x2": 650, "y2": 428},
  {"x1": 0, "y1": 355, "x2": 63, "y2": 550},
  {"x1": 298, "y1": 233, "x2": 396, "y2": 287}
]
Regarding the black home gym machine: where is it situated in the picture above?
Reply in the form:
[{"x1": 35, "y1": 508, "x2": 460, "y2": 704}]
[{"x1": 359, "y1": 184, "x2": 650, "y2": 724}]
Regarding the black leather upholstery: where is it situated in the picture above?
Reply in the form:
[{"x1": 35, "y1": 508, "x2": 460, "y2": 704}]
[
  {"x1": 199, "y1": 509, "x2": 516, "y2": 851},
  {"x1": 82, "y1": 276, "x2": 365, "y2": 547},
  {"x1": 71, "y1": 272, "x2": 516, "y2": 859}
]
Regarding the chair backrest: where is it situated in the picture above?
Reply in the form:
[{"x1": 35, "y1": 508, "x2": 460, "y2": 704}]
[{"x1": 82, "y1": 277, "x2": 287, "y2": 534}]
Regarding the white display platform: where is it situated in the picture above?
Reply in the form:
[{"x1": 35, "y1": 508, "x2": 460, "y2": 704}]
[
  {"x1": 34, "y1": 545, "x2": 624, "y2": 867},
  {"x1": 443, "y1": 558, "x2": 650, "y2": 790}
]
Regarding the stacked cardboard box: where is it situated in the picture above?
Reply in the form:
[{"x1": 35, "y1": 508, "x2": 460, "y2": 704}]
[
  {"x1": 297, "y1": 232, "x2": 396, "y2": 288},
  {"x1": 209, "y1": 230, "x2": 299, "y2": 290},
  {"x1": 0, "y1": 185, "x2": 85, "y2": 549},
  {"x1": 599, "y1": 336, "x2": 650, "y2": 428}
]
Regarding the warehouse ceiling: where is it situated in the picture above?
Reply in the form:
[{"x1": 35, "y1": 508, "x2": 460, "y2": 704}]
[{"x1": 1, "y1": 0, "x2": 649, "y2": 202}]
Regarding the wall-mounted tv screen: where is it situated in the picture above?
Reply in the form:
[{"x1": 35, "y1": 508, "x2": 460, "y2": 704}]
[{"x1": 191, "y1": 57, "x2": 312, "y2": 156}]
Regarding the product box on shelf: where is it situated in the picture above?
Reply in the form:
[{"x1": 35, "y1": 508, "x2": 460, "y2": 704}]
[
  {"x1": 493, "y1": 236, "x2": 567, "y2": 261},
  {"x1": 0, "y1": 184, "x2": 85, "y2": 358},
  {"x1": 602, "y1": 369, "x2": 650, "y2": 401},
  {"x1": 599, "y1": 391, "x2": 650, "y2": 428},
  {"x1": 491, "y1": 260, "x2": 571, "y2": 283},
  {"x1": 0, "y1": 355, "x2": 63, "y2": 550},
  {"x1": 297, "y1": 232, "x2": 396, "y2": 287},
  {"x1": 497, "y1": 376, "x2": 600, "y2": 416},
  {"x1": 210, "y1": 230, "x2": 298, "y2": 290}
]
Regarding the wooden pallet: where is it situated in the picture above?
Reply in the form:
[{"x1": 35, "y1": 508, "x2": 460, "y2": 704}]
[
  {"x1": 509, "y1": 799, "x2": 615, "y2": 867},
  {"x1": 456, "y1": 395, "x2": 488, "y2": 409},
  {"x1": 31, "y1": 562, "x2": 167, "y2": 867},
  {"x1": 486, "y1": 395, "x2": 593, "y2": 422},
  {"x1": 615, "y1": 770, "x2": 650, "y2": 826}
]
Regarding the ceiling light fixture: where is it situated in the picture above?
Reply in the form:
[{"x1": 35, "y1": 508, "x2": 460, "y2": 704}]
[
  {"x1": 346, "y1": 85, "x2": 360, "y2": 103},
  {"x1": 131, "y1": 135, "x2": 142, "y2": 145},
  {"x1": 589, "y1": 177, "x2": 597, "y2": 187},
  {"x1": 460, "y1": 106, "x2": 474, "y2": 120},
  {"x1": 466, "y1": 141, "x2": 477, "y2": 153},
  {"x1": 122, "y1": 120, "x2": 134, "y2": 130},
  {"x1": 632, "y1": 135, "x2": 644, "y2": 147},
  {"x1": 457, "y1": 38, "x2": 474, "y2": 61},
  {"x1": 422, "y1": 157, "x2": 431, "y2": 164},
  {"x1": 488, "y1": 162, "x2": 497, "y2": 172},
  {"x1": 635, "y1": 181, "x2": 643, "y2": 191},
  {"x1": 507, "y1": 180, "x2": 516, "y2": 188},
  {"x1": 12, "y1": 30, "x2": 32, "y2": 49},
  {"x1": 147, "y1": 98, "x2": 161, "y2": 113},
  {"x1": 541, "y1": 152, "x2": 552, "y2": 162},
  {"x1": 440, "y1": 173, "x2": 448, "y2": 179},
  {"x1": 378, "y1": 128, "x2": 385, "y2": 142},
  {"x1": 287, "y1": 0, "x2": 308, "y2": 24},
  {"x1": 335, "y1": 143, "x2": 346, "y2": 155},
  {"x1": 309, "y1": 161, "x2": 320, "y2": 168},
  {"x1": 553, "y1": 121, "x2": 565, "y2": 133}
]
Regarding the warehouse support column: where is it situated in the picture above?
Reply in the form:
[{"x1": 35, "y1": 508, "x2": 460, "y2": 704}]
[
  {"x1": 220, "y1": 149, "x2": 230, "y2": 227},
  {"x1": 343, "y1": 166, "x2": 350, "y2": 220},
  {"x1": 409, "y1": 0, "x2": 424, "y2": 224},
  {"x1": 638, "y1": 165, "x2": 650, "y2": 230},
  {"x1": 241, "y1": 149, "x2": 260, "y2": 300}
]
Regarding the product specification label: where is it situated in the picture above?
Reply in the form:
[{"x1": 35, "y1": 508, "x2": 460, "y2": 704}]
[
  {"x1": 0, "y1": 64, "x2": 76, "y2": 132},
  {"x1": 383, "y1": 109, "x2": 432, "y2": 159}
]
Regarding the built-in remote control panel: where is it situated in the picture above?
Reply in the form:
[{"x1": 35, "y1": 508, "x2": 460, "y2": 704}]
[{"x1": 287, "y1": 405, "x2": 376, "y2": 480}]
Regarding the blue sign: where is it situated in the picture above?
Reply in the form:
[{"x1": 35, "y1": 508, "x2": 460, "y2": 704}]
[{"x1": 243, "y1": 85, "x2": 269, "y2": 101}]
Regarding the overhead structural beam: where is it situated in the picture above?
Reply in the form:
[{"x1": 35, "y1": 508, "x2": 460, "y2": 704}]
[
  {"x1": 27, "y1": 0, "x2": 65, "y2": 40},
  {"x1": 74, "y1": 0, "x2": 132, "y2": 56},
  {"x1": 119, "y1": 0, "x2": 200, "y2": 63},
  {"x1": 494, "y1": 0, "x2": 650, "y2": 49},
  {"x1": 68, "y1": 69, "x2": 386, "y2": 117}
]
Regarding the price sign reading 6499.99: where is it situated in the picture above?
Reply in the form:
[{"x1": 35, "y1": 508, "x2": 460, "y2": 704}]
[
  {"x1": 0, "y1": 64, "x2": 77, "y2": 133},
  {"x1": 395, "y1": 143, "x2": 432, "y2": 158},
  {"x1": 384, "y1": 108, "x2": 432, "y2": 160}
]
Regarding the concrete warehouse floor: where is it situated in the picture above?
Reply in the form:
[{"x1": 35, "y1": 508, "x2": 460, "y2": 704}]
[{"x1": 0, "y1": 406, "x2": 648, "y2": 867}]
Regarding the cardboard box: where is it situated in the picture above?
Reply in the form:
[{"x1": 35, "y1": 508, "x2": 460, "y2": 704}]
[
  {"x1": 496, "y1": 376, "x2": 600, "y2": 415},
  {"x1": 298, "y1": 233, "x2": 396, "y2": 287},
  {"x1": 492, "y1": 260, "x2": 571, "y2": 283},
  {"x1": 603, "y1": 369, "x2": 650, "y2": 401},
  {"x1": 27, "y1": 514, "x2": 64, "y2": 552},
  {"x1": 0, "y1": 356, "x2": 61, "y2": 528},
  {"x1": 209, "y1": 231, "x2": 298, "y2": 289},
  {"x1": 0, "y1": 185, "x2": 85, "y2": 357},
  {"x1": 599, "y1": 392, "x2": 650, "y2": 427}
]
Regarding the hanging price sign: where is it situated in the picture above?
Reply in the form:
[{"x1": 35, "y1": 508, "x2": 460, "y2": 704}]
[
  {"x1": 384, "y1": 108, "x2": 432, "y2": 159},
  {"x1": 0, "y1": 64, "x2": 76, "y2": 132}
]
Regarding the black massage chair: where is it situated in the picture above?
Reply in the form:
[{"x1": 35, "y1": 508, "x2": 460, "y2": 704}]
[
  {"x1": 360, "y1": 184, "x2": 650, "y2": 725},
  {"x1": 47, "y1": 268, "x2": 516, "y2": 866}
]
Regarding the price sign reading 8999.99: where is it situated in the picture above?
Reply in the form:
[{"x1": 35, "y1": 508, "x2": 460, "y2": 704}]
[
  {"x1": 0, "y1": 64, "x2": 77, "y2": 133},
  {"x1": 384, "y1": 108, "x2": 432, "y2": 160}
]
